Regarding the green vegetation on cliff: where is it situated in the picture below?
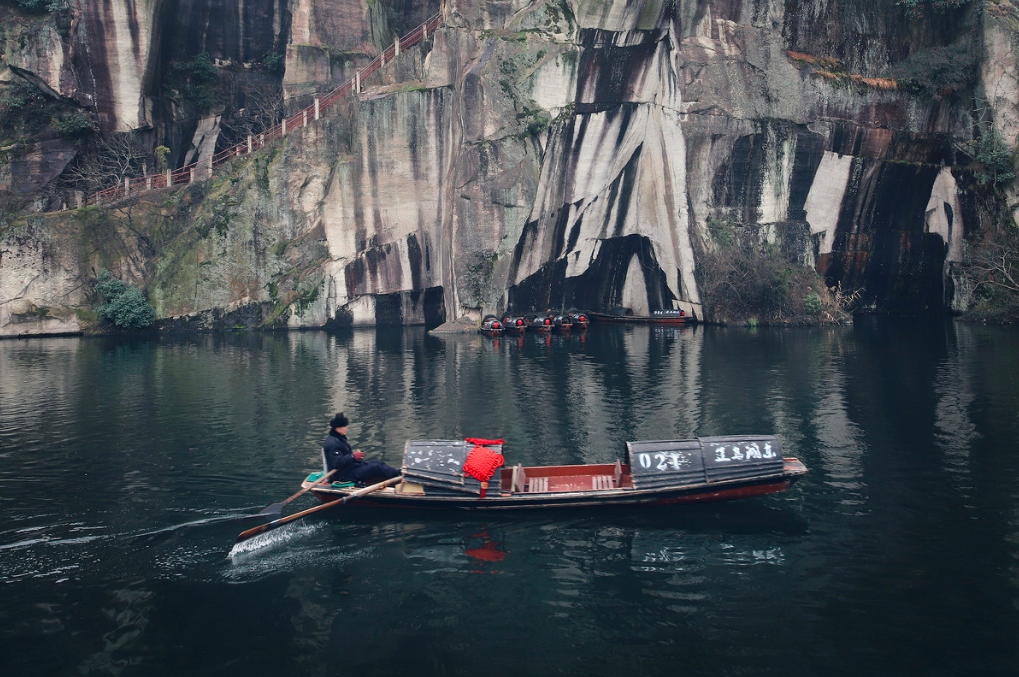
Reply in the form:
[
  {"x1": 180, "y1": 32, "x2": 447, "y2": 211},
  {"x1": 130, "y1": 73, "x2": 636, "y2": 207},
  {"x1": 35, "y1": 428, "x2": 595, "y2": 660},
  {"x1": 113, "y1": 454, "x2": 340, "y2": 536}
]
[
  {"x1": 697, "y1": 219, "x2": 859, "y2": 325},
  {"x1": 95, "y1": 269, "x2": 156, "y2": 330}
]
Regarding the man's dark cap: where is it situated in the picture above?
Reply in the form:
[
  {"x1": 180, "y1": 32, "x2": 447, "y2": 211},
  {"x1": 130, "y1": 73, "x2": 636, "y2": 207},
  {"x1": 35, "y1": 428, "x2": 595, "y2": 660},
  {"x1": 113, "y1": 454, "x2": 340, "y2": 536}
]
[{"x1": 330, "y1": 413, "x2": 350, "y2": 429}]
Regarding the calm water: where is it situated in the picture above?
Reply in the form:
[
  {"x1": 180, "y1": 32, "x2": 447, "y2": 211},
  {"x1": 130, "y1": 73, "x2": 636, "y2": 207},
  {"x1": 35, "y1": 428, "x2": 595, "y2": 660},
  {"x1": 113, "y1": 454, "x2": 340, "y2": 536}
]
[{"x1": 1, "y1": 320, "x2": 1017, "y2": 677}]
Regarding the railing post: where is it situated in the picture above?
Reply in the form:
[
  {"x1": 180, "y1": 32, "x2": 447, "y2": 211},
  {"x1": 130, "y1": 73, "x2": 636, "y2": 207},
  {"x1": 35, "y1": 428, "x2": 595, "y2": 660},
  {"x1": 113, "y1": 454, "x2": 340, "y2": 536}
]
[
  {"x1": 189, "y1": 168, "x2": 195, "y2": 184},
  {"x1": 423, "y1": 23, "x2": 428, "y2": 40},
  {"x1": 247, "y1": 135, "x2": 253, "y2": 153},
  {"x1": 381, "y1": 51, "x2": 386, "y2": 67},
  {"x1": 282, "y1": 118, "x2": 287, "y2": 136},
  {"x1": 355, "y1": 71, "x2": 360, "y2": 93},
  {"x1": 166, "y1": 169, "x2": 172, "y2": 187},
  {"x1": 146, "y1": 176, "x2": 152, "y2": 190},
  {"x1": 75, "y1": 192, "x2": 82, "y2": 209},
  {"x1": 124, "y1": 177, "x2": 130, "y2": 196},
  {"x1": 303, "y1": 110, "x2": 308, "y2": 127},
  {"x1": 314, "y1": 98, "x2": 320, "y2": 120},
  {"x1": 208, "y1": 156, "x2": 213, "y2": 179},
  {"x1": 395, "y1": 36, "x2": 400, "y2": 57}
]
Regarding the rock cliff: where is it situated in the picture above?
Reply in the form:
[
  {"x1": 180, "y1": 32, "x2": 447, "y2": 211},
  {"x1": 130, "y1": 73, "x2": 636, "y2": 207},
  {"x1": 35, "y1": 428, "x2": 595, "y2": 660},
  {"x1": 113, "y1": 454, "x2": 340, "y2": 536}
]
[{"x1": 0, "y1": 0, "x2": 1014, "y2": 335}]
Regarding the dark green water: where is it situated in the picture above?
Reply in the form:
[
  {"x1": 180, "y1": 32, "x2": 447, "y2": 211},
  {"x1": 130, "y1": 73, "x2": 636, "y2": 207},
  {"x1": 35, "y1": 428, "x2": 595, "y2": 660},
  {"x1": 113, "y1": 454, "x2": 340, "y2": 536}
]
[{"x1": 1, "y1": 320, "x2": 1017, "y2": 677}]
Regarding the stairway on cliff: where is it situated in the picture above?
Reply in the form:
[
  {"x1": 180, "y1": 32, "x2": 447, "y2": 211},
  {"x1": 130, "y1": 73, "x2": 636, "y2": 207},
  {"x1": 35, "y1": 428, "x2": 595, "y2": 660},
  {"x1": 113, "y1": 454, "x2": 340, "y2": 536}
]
[{"x1": 77, "y1": 12, "x2": 443, "y2": 210}]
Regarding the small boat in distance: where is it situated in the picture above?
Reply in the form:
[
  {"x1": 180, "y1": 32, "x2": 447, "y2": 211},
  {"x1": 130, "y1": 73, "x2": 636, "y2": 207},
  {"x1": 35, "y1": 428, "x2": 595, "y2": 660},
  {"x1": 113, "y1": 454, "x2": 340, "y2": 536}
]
[
  {"x1": 551, "y1": 312, "x2": 573, "y2": 332},
  {"x1": 525, "y1": 314, "x2": 553, "y2": 332},
  {"x1": 300, "y1": 435, "x2": 806, "y2": 511},
  {"x1": 589, "y1": 306, "x2": 692, "y2": 325},
  {"x1": 479, "y1": 315, "x2": 504, "y2": 336},
  {"x1": 501, "y1": 314, "x2": 527, "y2": 334},
  {"x1": 566, "y1": 308, "x2": 590, "y2": 331}
]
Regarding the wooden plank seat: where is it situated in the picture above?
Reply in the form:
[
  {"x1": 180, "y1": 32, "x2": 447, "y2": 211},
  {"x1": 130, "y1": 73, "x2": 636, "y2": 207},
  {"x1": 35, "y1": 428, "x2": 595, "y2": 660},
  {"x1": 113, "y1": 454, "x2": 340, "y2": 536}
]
[
  {"x1": 527, "y1": 476, "x2": 549, "y2": 493},
  {"x1": 510, "y1": 463, "x2": 626, "y2": 494}
]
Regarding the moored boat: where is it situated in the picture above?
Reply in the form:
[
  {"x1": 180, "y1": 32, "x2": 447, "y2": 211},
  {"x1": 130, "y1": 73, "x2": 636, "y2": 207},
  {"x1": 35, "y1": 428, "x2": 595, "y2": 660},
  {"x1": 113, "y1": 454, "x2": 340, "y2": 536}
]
[
  {"x1": 589, "y1": 306, "x2": 693, "y2": 325},
  {"x1": 525, "y1": 314, "x2": 554, "y2": 332},
  {"x1": 479, "y1": 314, "x2": 505, "y2": 336},
  {"x1": 550, "y1": 312, "x2": 573, "y2": 332},
  {"x1": 501, "y1": 314, "x2": 527, "y2": 334},
  {"x1": 566, "y1": 308, "x2": 590, "y2": 331},
  {"x1": 301, "y1": 435, "x2": 806, "y2": 511}
]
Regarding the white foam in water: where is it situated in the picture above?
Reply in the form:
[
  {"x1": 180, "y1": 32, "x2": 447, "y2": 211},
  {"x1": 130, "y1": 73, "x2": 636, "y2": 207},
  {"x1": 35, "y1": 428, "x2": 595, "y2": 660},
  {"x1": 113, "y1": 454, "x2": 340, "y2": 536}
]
[
  {"x1": 228, "y1": 522, "x2": 311, "y2": 558},
  {"x1": 225, "y1": 522, "x2": 374, "y2": 582}
]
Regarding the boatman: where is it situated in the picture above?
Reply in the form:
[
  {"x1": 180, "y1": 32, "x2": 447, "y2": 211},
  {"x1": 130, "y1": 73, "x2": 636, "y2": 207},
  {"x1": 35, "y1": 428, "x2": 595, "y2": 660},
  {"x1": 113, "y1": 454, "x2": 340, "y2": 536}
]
[{"x1": 322, "y1": 413, "x2": 402, "y2": 484}]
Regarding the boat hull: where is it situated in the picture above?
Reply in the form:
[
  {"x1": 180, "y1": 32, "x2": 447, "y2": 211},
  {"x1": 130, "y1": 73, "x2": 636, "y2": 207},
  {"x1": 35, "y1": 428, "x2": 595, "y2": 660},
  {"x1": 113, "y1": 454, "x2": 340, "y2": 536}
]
[
  {"x1": 589, "y1": 312, "x2": 688, "y2": 325},
  {"x1": 304, "y1": 459, "x2": 806, "y2": 511}
]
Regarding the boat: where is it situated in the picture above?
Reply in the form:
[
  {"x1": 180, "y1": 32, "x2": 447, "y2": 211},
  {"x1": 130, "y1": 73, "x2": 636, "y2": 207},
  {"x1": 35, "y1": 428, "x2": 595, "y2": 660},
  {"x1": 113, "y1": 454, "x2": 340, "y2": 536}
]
[
  {"x1": 300, "y1": 435, "x2": 806, "y2": 511},
  {"x1": 550, "y1": 312, "x2": 573, "y2": 332},
  {"x1": 479, "y1": 314, "x2": 505, "y2": 336},
  {"x1": 566, "y1": 308, "x2": 590, "y2": 331},
  {"x1": 501, "y1": 314, "x2": 528, "y2": 334},
  {"x1": 525, "y1": 314, "x2": 553, "y2": 332},
  {"x1": 588, "y1": 306, "x2": 693, "y2": 325}
]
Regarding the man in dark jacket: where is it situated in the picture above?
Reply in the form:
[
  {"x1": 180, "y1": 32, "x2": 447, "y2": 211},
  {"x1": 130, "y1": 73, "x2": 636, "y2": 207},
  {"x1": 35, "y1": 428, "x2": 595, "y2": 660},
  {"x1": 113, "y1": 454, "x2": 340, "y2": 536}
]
[{"x1": 322, "y1": 413, "x2": 401, "y2": 483}]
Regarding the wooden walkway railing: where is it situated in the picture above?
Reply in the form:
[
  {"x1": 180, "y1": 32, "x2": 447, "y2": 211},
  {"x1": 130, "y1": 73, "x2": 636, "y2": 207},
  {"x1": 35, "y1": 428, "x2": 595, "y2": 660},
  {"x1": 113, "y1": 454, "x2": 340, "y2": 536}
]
[{"x1": 83, "y1": 11, "x2": 443, "y2": 208}]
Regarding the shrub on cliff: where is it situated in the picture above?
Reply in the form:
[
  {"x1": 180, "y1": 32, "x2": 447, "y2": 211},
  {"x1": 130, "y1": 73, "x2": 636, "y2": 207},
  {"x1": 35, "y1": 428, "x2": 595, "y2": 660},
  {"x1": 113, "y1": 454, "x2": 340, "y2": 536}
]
[
  {"x1": 95, "y1": 270, "x2": 156, "y2": 331},
  {"x1": 960, "y1": 229, "x2": 1019, "y2": 323},
  {"x1": 897, "y1": 0, "x2": 971, "y2": 19},
  {"x1": 889, "y1": 43, "x2": 976, "y2": 100},
  {"x1": 164, "y1": 53, "x2": 222, "y2": 116},
  {"x1": 7, "y1": 0, "x2": 65, "y2": 13},
  {"x1": 696, "y1": 220, "x2": 858, "y2": 324},
  {"x1": 0, "y1": 78, "x2": 54, "y2": 142},
  {"x1": 975, "y1": 128, "x2": 1016, "y2": 187}
]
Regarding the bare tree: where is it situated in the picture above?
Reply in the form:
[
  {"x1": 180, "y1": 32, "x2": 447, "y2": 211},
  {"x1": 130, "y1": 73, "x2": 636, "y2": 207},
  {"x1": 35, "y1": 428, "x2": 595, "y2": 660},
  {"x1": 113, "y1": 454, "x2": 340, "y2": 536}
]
[
  {"x1": 218, "y1": 83, "x2": 286, "y2": 150},
  {"x1": 59, "y1": 132, "x2": 150, "y2": 194},
  {"x1": 966, "y1": 233, "x2": 1019, "y2": 296}
]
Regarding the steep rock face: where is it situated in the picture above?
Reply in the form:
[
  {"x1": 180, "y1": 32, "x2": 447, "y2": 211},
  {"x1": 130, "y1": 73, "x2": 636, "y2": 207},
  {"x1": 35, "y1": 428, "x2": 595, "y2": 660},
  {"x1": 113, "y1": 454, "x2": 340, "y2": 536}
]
[
  {"x1": 0, "y1": 217, "x2": 83, "y2": 336},
  {"x1": 72, "y1": 0, "x2": 161, "y2": 131},
  {"x1": 68, "y1": 0, "x2": 292, "y2": 131},
  {"x1": 0, "y1": 0, "x2": 1012, "y2": 336}
]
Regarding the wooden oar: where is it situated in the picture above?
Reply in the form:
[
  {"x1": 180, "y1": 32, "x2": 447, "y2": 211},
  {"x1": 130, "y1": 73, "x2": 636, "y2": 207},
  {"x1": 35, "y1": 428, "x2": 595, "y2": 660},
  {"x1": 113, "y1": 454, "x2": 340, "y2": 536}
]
[
  {"x1": 236, "y1": 476, "x2": 402, "y2": 544},
  {"x1": 256, "y1": 469, "x2": 337, "y2": 516}
]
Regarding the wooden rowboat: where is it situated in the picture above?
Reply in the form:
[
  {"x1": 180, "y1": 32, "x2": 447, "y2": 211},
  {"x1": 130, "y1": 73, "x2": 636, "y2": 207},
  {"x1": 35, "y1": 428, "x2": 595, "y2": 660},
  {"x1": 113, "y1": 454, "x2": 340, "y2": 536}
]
[
  {"x1": 302, "y1": 436, "x2": 806, "y2": 511},
  {"x1": 589, "y1": 307, "x2": 693, "y2": 325}
]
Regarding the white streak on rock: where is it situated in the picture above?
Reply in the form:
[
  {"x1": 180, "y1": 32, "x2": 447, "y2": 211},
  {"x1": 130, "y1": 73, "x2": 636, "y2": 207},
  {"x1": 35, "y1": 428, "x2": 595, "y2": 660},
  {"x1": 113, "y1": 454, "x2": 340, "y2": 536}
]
[
  {"x1": 804, "y1": 151, "x2": 853, "y2": 255},
  {"x1": 108, "y1": 0, "x2": 156, "y2": 131},
  {"x1": 981, "y1": 12, "x2": 1019, "y2": 224},
  {"x1": 758, "y1": 131, "x2": 794, "y2": 227},
  {"x1": 620, "y1": 253, "x2": 648, "y2": 313},
  {"x1": 925, "y1": 167, "x2": 964, "y2": 264}
]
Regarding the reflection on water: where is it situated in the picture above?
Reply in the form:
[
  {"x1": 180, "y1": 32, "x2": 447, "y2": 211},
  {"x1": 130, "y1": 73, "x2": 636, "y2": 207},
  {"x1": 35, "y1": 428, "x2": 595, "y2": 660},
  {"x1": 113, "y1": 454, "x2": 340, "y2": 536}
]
[{"x1": 1, "y1": 320, "x2": 1019, "y2": 676}]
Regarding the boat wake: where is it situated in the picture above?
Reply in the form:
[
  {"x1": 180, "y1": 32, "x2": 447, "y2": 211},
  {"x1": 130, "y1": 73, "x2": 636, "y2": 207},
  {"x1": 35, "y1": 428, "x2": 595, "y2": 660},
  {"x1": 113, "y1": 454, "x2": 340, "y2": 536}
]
[
  {"x1": 226, "y1": 521, "x2": 373, "y2": 581},
  {"x1": 228, "y1": 521, "x2": 318, "y2": 558},
  {"x1": 132, "y1": 511, "x2": 260, "y2": 544}
]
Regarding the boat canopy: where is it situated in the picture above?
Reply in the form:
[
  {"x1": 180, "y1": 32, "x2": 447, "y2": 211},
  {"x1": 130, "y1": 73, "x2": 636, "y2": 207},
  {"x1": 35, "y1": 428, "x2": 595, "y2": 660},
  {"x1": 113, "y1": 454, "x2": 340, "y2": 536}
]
[
  {"x1": 403, "y1": 440, "x2": 505, "y2": 495},
  {"x1": 626, "y1": 435, "x2": 784, "y2": 489}
]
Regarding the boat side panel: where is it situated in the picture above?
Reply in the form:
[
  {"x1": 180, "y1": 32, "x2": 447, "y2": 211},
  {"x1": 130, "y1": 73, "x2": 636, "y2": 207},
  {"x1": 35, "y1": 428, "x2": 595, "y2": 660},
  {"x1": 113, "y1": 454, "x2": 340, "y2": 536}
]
[{"x1": 305, "y1": 475, "x2": 799, "y2": 511}]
